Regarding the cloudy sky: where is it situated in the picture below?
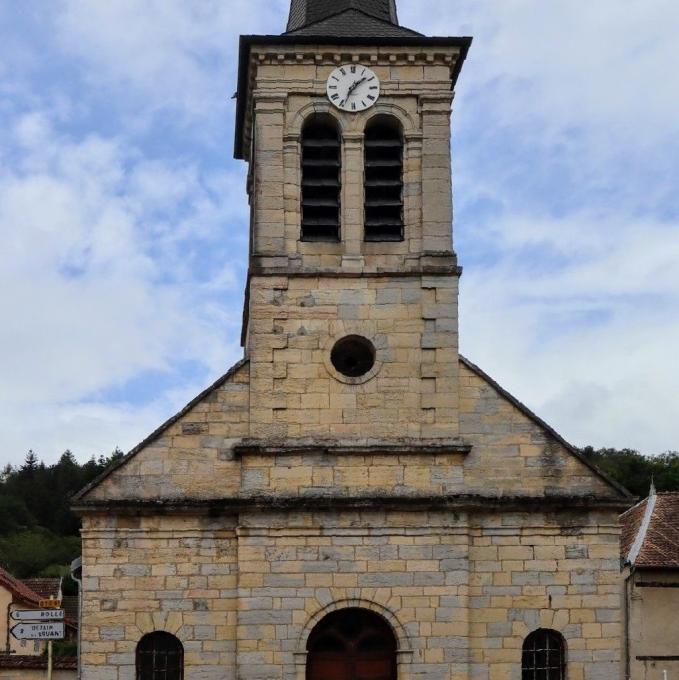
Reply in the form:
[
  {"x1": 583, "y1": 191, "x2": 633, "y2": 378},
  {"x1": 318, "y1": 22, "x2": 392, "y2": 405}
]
[{"x1": 1, "y1": 0, "x2": 677, "y2": 467}]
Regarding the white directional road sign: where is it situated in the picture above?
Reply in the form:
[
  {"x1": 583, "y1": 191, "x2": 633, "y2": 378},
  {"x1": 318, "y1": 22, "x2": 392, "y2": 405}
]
[
  {"x1": 10, "y1": 609, "x2": 64, "y2": 622},
  {"x1": 10, "y1": 622, "x2": 65, "y2": 640}
]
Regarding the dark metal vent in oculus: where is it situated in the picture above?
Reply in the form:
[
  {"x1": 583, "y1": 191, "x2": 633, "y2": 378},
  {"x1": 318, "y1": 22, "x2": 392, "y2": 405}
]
[
  {"x1": 331, "y1": 336, "x2": 376, "y2": 377},
  {"x1": 301, "y1": 114, "x2": 341, "y2": 241},
  {"x1": 364, "y1": 115, "x2": 404, "y2": 241}
]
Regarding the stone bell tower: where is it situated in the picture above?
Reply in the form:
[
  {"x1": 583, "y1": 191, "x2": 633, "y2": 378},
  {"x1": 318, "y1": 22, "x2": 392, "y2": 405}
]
[
  {"x1": 235, "y1": 0, "x2": 472, "y2": 447},
  {"x1": 75, "y1": 4, "x2": 631, "y2": 680}
]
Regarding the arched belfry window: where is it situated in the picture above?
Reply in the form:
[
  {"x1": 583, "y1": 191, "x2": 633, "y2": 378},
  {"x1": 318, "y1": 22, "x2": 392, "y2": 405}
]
[
  {"x1": 301, "y1": 114, "x2": 341, "y2": 241},
  {"x1": 364, "y1": 115, "x2": 404, "y2": 242},
  {"x1": 136, "y1": 631, "x2": 184, "y2": 680},
  {"x1": 307, "y1": 608, "x2": 397, "y2": 680},
  {"x1": 522, "y1": 629, "x2": 566, "y2": 680}
]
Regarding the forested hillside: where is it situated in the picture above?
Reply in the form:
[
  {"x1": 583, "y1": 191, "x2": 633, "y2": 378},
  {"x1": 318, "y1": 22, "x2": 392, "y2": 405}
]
[
  {"x1": 0, "y1": 450, "x2": 123, "y2": 580},
  {"x1": 0, "y1": 447, "x2": 677, "y2": 581},
  {"x1": 581, "y1": 447, "x2": 679, "y2": 497}
]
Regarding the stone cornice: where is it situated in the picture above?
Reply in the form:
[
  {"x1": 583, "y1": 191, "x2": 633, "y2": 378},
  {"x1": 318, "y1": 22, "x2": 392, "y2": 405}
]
[
  {"x1": 232, "y1": 437, "x2": 471, "y2": 457},
  {"x1": 73, "y1": 493, "x2": 632, "y2": 516}
]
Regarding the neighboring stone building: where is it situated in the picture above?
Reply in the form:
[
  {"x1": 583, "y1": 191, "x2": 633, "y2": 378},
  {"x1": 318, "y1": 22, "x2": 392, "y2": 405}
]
[
  {"x1": 73, "y1": 1, "x2": 634, "y2": 679},
  {"x1": 621, "y1": 489, "x2": 679, "y2": 680}
]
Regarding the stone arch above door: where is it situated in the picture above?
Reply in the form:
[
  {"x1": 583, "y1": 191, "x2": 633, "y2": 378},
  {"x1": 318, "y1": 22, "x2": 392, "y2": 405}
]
[
  {"x1": 295, "y1": 599, "x2": 413, "y2": 680},
  {"x1": 307, "y1": 608, "x2": 396, "y2": 680}
]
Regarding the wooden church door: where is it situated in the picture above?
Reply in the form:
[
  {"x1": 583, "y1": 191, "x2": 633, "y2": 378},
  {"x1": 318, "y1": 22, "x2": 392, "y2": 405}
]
[{"x1": 307, "y1": 608, "x2": 397, "y2": 680}]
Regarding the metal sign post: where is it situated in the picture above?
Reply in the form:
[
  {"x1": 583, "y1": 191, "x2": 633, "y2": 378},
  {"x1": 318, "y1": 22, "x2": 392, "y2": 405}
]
[{"x1": 10, "y1": 600, "x2": 64, "y2": 680}]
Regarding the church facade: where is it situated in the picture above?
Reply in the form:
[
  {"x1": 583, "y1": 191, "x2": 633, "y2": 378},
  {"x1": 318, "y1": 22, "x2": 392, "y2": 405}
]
[{"x1": 74, "y1": 2, "x2": 633, "y2": 679}]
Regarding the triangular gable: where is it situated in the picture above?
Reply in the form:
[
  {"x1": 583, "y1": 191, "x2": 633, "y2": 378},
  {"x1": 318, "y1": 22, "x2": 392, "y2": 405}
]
[
  {"x1": 460, "y1": 355, "x2": 633, "y2": 501},
  {"x1": 72, "y1": 358, "x2": 249, "y2": 503}
]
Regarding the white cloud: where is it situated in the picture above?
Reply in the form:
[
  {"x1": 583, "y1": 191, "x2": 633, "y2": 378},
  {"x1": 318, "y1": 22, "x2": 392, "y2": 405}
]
[
  {"x1": 401, "y1": 0, "x2": 679, "y2": 454},
  {"x1": 54, "y1": 0, "x2": 287, "y2": 127},
  {"x1": 1, "y1": 0, "x2": 677, "y2": 467},
  {"x1": 0, "y1": 110, "x2": 245, "y2": 464},
  {"x1": 404, "y1": 0, "x2": 679, "y2": 145},
  {"x1": 459, "y1": 210, "x2": 679, "y2": 453}
]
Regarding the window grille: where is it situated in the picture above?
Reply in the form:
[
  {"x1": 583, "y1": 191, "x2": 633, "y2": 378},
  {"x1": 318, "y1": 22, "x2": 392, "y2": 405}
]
[
  {"x1": 136, "y1": 631, "x2": 184, "y2": 680},
  {"x1": 364, "y1": 116, "x2": 404, "y2": 241},
  {"x1": 301, "y1": 114, "x2": 341, "y2": 241},
  {"x1": 522, "y1": 629, "x2": 566, "y2": 680}
]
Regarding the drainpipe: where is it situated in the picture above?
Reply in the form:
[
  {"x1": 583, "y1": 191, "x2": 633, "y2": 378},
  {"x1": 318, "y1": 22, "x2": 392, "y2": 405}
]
[
  {"x1": 623, "y1": 566, "x2": 634, "y2": 680},
  {"x1": 70, "y1": 557, "x2": 82, "y2": 680}
]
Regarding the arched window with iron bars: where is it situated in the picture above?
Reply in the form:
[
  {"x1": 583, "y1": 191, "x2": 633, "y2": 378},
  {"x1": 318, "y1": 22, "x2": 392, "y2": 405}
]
[
  {"x1": 522, "y1": 629, "x2": 566, "y2": 680},
  {"x1": 136, "y1": 631, "x2": 183, "y2": 680}
]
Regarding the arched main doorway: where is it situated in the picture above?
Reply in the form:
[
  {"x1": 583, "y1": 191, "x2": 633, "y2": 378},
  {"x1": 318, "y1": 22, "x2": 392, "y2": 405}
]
[{"x1": 307, "y1": 608, "x2": 397, "y2": 680}]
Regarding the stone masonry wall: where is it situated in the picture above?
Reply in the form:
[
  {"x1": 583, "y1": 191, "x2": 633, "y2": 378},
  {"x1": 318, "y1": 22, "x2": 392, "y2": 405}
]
[
  {"x1": 80, "y1": 508, "x2": 623, "y2": 680},
  {"x1": 240, "y1": 451, "x2": 465, "y2": 498},
  {"x1": 247, "y1": 274, "x2": 460, "y2": 441},
  {"x1": 80, "y1": 514, "x2": 239, "y2": 680},
  {"x1": 468, "y1": 512, "x2": 622, "y2": 680},
  {"x1": 236, "y1": 509, "x2": 470, "y2": 680}
]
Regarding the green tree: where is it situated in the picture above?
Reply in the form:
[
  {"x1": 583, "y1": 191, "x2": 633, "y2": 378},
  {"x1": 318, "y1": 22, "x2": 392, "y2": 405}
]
[
  {"x1": 0, "y1": 448, "x2": 125, "y2": 578},
  {"x1": 581, "y1": 447, "x2": 679, "y2": 497}
]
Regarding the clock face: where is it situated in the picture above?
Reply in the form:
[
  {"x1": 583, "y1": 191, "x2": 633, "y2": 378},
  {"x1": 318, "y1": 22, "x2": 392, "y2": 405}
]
[{"x1": 326, "y1": 64, "x2": 380, "y2": 113}]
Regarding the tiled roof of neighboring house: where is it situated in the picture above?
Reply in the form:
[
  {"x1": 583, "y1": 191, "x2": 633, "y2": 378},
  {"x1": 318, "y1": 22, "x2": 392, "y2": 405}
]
[
  {"x1": 0, "y1": 655, "x2": 77, "y2": 670},
  {"x1": 0, "y1": 566, "x2": 40, "y2": 605},
  {"x1": 22, "y1": 577, "x2": 61, "y2": 599},
  {"x1": 621, "y1": 491, "x2": 679, "y2": 568}
]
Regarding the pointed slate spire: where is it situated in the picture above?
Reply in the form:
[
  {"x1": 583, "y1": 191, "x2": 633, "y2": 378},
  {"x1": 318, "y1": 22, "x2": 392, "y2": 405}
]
[{"x1": 285, "y1": 0, "x2": 421, "y2": 37}]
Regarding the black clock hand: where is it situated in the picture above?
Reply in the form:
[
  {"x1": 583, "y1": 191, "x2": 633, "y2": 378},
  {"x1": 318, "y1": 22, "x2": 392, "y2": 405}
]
[{"x1": 346, "y1": 77, "x2": 368, "y2": 99}]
